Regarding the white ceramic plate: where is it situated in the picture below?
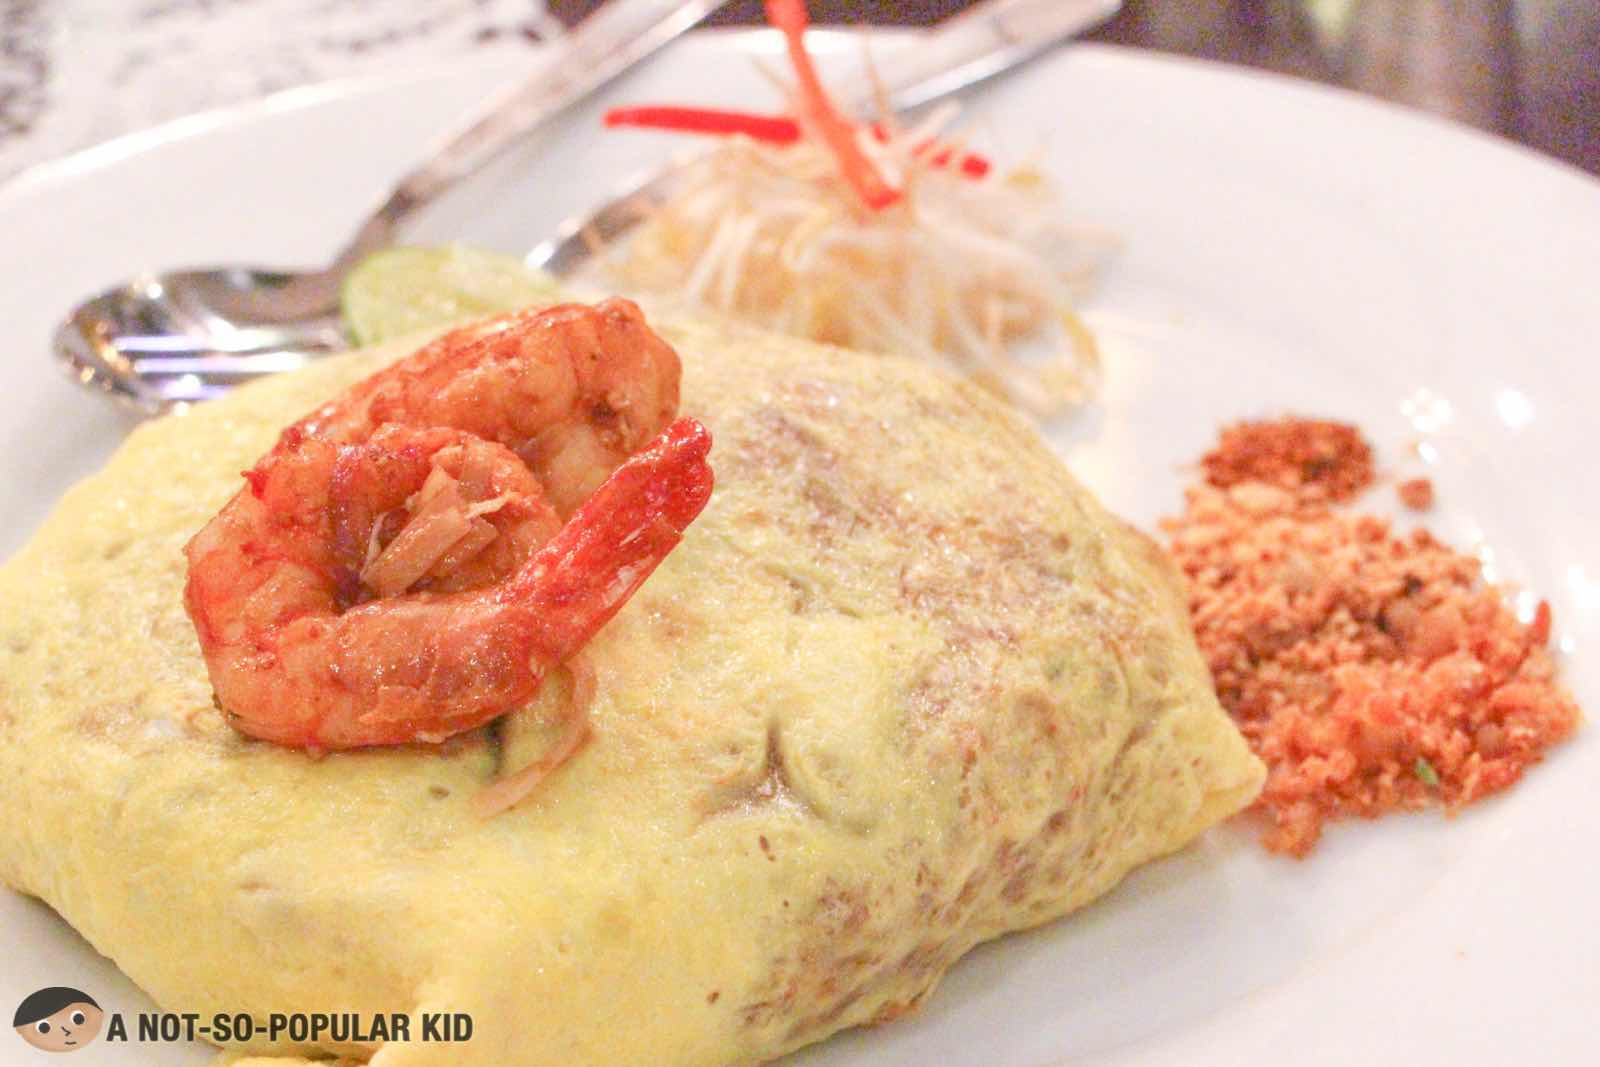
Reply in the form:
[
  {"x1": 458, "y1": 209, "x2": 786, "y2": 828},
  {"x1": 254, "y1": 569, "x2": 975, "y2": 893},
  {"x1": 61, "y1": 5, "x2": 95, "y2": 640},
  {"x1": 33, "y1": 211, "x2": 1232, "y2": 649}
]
[{"x1": 1, "y1": 28, "x2": 1596, "y2": 1067}]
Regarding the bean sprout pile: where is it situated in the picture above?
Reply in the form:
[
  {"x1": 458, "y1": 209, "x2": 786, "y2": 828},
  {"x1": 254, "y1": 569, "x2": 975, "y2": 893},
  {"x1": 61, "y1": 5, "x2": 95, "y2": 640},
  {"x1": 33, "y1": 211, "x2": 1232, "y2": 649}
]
[{"x1": 600, "y1": 0, "x2": 1114, "y2": 417}]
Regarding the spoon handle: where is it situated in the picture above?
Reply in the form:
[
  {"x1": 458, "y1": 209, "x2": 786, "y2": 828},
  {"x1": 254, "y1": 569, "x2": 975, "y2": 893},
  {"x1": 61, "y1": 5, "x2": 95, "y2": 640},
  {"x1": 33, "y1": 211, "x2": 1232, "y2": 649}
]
[{"x1": 331, "y1": 0, "x2": 728, "y2": 273}]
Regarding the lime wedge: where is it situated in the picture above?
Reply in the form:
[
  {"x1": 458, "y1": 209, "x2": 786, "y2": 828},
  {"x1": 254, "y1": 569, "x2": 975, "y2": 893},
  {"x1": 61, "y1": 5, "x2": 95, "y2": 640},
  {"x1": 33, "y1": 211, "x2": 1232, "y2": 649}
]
[{"x1": 341, "y1": 245, "x2": 563, "y2": 346}]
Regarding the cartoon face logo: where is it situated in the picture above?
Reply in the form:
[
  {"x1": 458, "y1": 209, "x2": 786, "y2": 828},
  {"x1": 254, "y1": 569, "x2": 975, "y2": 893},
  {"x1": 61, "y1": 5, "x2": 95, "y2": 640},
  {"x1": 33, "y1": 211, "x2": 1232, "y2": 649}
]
[{"x1": 12, "y1": 988, "x2": 103, "y2": 1053}]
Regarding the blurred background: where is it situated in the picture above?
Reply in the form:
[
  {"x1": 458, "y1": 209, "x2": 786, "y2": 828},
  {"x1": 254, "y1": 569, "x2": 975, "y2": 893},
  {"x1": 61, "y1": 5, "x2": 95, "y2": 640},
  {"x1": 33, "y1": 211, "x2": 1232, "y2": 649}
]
[{"x1": 1, "y1": 0, "x2": 1596, "y2": 181}]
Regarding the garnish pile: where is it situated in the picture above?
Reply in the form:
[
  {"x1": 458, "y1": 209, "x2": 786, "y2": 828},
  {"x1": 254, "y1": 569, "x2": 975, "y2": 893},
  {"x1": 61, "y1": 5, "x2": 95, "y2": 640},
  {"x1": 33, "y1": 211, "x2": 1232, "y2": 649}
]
[
  {"x1": 600, "y1": 0, "x2": 1108, "y2": 416},
  {"x1": 1166, "y1": 417, "x2": 1580, "y2": 856}
]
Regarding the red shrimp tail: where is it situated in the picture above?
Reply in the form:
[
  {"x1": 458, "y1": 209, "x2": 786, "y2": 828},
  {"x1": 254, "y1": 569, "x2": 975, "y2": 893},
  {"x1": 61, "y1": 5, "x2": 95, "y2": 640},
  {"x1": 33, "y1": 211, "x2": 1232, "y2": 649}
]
[{"x1": 515, "y1": 417, "x2": 714, "y2": 659}]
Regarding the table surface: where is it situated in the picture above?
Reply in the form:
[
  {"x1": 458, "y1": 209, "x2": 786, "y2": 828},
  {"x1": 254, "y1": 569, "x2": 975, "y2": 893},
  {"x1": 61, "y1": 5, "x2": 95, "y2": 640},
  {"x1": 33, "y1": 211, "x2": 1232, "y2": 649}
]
[{"x1": 2, "y1": 1, "x2": 1596, "y2": 182}]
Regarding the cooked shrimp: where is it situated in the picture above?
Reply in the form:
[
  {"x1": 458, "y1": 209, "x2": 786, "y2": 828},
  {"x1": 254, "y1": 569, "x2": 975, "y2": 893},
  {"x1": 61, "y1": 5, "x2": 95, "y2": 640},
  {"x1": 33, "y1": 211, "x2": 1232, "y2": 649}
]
[
  {"x1": 186, "y1": 418, "x2": 712, "y2": 749},
  {"x1": 183, "y1": 300, "x2": 713, "y2": 750},
  {"x1": 292, "y1": 298, "x2": 683, "y2": 516},
  {"x1": 326, "y1": 425, "x2": 560, "y2": 599}
]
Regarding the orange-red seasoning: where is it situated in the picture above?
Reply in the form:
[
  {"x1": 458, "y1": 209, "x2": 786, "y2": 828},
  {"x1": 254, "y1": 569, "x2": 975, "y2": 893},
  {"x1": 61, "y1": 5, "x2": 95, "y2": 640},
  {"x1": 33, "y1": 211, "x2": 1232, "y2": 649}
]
[
  {"x1": 1166, "y1": 417, "x2": 1579, "y2": 856},
  {"x1": 1200, "y1": 417, "x2": 1375, "y2": 502},
  {"x1": 1398, "y1": 477, "x2": 1436, "y2": 511}
]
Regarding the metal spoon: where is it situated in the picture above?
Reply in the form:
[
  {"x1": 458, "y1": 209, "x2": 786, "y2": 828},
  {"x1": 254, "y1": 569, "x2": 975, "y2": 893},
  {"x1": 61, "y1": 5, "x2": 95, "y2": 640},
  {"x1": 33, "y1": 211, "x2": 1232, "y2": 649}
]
[
  {"x1": 58, "y1": 0, "x2": 1122, "y2": 413},
  {"x1": 55, "y1": 0, "x2": 730, "y2": 413}
]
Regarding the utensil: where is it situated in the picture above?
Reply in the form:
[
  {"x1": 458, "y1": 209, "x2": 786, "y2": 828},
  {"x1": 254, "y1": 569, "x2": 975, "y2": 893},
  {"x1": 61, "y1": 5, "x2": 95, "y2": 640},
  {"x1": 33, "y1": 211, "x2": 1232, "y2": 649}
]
[
  {"x1": 529, "y1": 0, "x2": 1124, "y2": 277},
  {"x1": 57, "y1": 0, "x2": 1123, "y2": 412},
  {"x1": 54, "y1": 0, "x2": 729, "y2": 412}
]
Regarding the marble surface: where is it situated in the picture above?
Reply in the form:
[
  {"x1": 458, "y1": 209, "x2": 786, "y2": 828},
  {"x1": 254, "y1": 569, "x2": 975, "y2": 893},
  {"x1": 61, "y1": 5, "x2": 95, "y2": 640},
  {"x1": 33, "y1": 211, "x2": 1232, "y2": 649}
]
[
  {"x1": 4, "y1": 1, "x2": 1598, "y2": 184},
  {"x1": 0, "y1": 0, "x2": 561, "y2": 181}
]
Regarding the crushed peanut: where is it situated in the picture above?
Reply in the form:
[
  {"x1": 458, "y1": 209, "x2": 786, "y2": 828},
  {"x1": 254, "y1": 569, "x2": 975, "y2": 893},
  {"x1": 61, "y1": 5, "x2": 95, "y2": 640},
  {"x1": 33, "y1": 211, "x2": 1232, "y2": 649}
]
[
  {"x1": 1166, "y1": 417, "x2": 1579, "y2": 856},
  {"x1": 1201, "y1": 417, "x2": 1374, "y2": 502},
  {"x1": 1398, "y1": 477, "x2": 1435, "y2": 511}
]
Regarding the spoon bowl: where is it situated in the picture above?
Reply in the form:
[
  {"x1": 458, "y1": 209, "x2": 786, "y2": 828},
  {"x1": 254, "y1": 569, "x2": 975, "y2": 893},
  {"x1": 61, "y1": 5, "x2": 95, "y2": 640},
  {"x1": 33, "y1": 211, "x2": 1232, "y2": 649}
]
[
  {"x1": 57, "y1": 268, "x2": 347, "y2": 410},
  {"x1": 50, "y1": 0, "x2": 731, "y2": 414}
]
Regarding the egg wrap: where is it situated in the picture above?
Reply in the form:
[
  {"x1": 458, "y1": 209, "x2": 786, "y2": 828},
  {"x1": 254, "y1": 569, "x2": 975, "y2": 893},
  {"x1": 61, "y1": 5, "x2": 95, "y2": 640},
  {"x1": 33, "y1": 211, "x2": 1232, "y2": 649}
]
[{"x1": 0, "y1": 313, "x2": 1263, "y2": 1065}]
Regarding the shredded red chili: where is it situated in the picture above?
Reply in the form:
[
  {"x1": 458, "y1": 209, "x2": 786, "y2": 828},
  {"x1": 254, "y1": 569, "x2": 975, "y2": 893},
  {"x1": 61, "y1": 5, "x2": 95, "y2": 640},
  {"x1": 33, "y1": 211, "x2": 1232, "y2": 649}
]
[
  {"x1": 869, "y1": 124, "x2": 992, "y2": 178},
  {"x1": 764, "y1": 0, "x2": 902, "y2": 210},
  {"x1": 603, "y1": 2, "x2": 993, "y2": 200},
  {"x1": 603, "y1": 106, "x2": 802, "y2": 144},
  {"x1": 606, "y1": 106, "x2": 994, "y2": 181}
]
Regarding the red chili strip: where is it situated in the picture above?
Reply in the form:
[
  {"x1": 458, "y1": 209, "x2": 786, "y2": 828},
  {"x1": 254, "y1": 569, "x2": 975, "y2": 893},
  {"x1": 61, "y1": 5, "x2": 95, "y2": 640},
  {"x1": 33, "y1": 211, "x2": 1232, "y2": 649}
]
[
  {"x1": 605, "y1": 106, "x2": 992, "y2": 181},
  {"x1": 765, "y1": 0, "x2": 901, "y2": 210},
  {"x1": 604, "y1": 106, "x2": 802, "y2": 144},
  {"x1": 869, "y1": 124, "x2": 992, "y2": 179}
]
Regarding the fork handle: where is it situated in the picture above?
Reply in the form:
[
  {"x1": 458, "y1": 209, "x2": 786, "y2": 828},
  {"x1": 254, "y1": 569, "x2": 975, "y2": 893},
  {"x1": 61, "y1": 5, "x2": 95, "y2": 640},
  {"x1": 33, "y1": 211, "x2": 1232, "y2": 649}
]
[{"x1": 842, "y1": 0, "x2": 1125, "y2": 114}]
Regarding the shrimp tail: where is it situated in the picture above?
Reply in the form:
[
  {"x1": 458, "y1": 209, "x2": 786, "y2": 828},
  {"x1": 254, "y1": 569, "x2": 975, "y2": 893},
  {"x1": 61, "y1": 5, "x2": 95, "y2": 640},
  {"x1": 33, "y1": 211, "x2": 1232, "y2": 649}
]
[{"x1": 516, "y1": 417, "x2": 714, "y2": 660}]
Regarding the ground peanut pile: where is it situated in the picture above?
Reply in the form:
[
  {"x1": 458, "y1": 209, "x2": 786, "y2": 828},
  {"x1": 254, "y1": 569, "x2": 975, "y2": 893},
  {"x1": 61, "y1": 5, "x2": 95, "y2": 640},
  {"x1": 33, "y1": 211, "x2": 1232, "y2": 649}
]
[
  {"x1": 1166, "y1": 418, "x2": 1580, "y2": 856},
  {"x1": 1200, "y1": 417, "x2": 1375, "y2": 502}
]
